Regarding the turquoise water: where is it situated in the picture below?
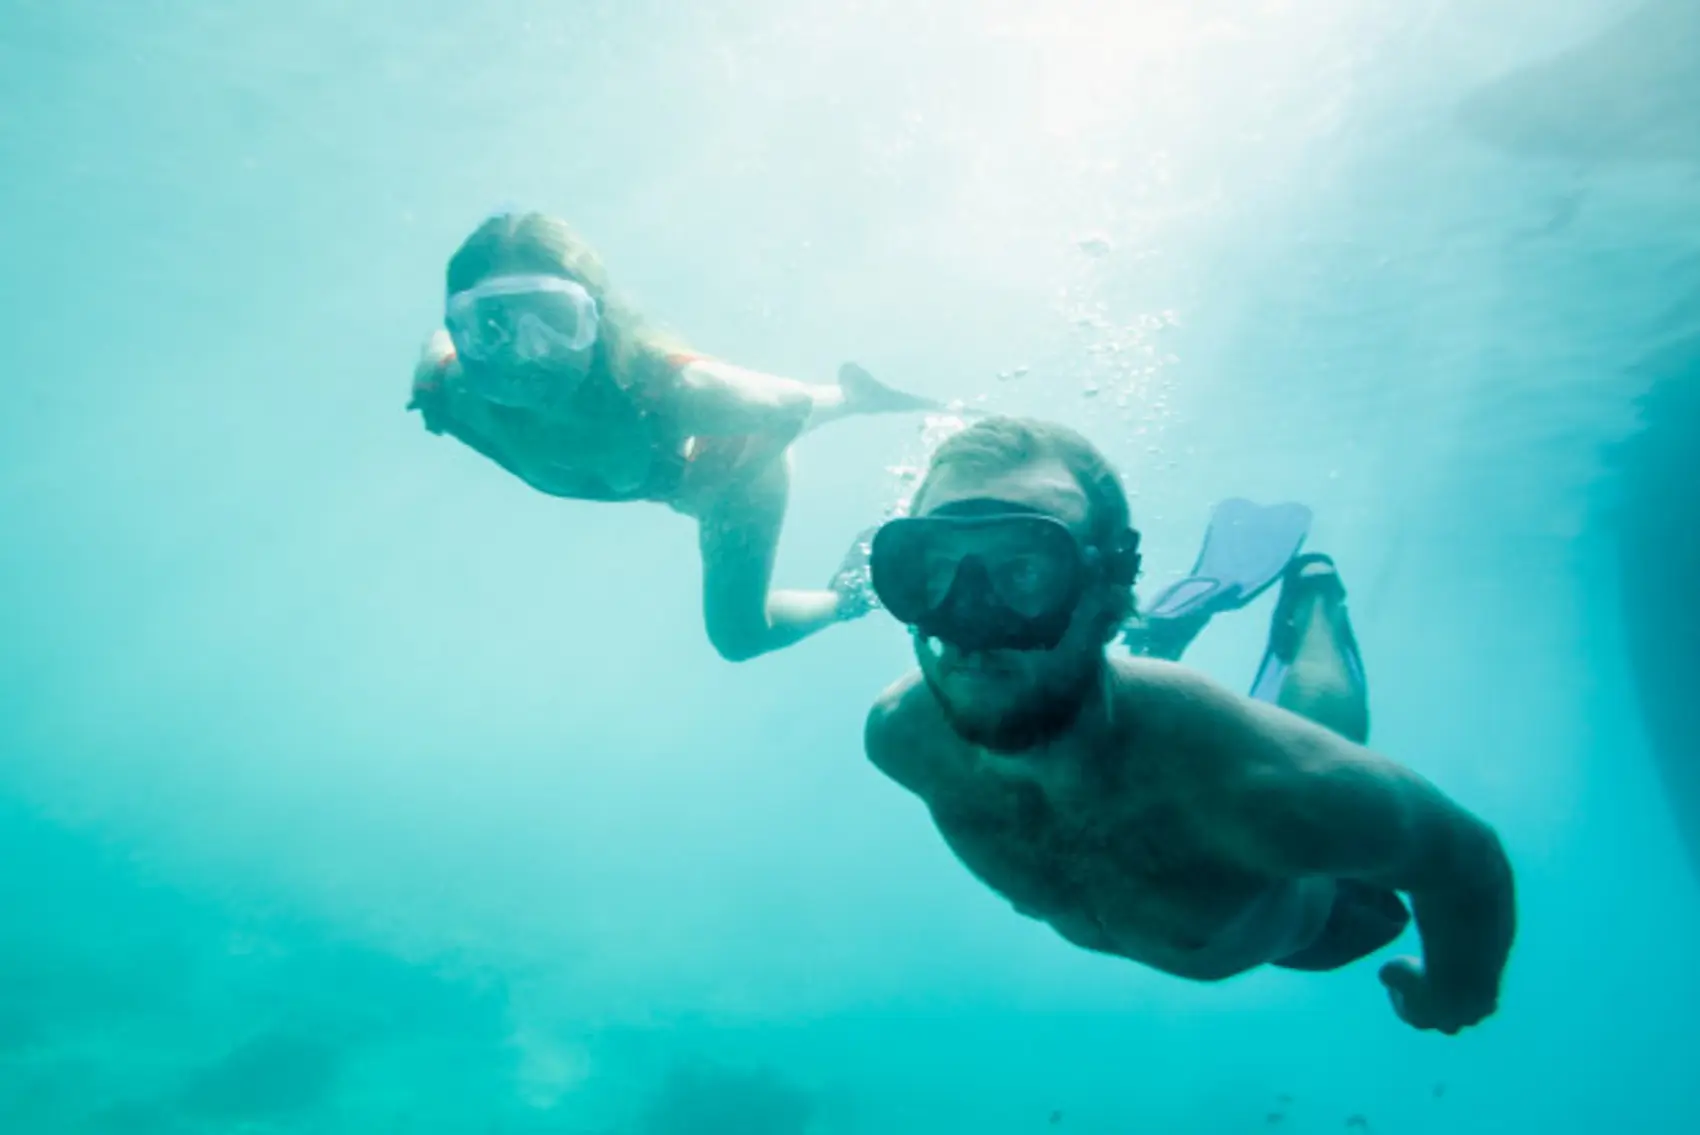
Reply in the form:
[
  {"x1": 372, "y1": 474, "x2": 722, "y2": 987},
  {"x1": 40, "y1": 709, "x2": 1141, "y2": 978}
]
[{"x1": 2, "y1": 0, "x2": 1698, "y2": 1131}]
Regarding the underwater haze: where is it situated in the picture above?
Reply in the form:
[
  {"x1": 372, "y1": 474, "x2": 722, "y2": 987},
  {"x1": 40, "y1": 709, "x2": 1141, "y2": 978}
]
[{"x1": 3, "y1": 0, "x2": 1699, "y2": 1131}]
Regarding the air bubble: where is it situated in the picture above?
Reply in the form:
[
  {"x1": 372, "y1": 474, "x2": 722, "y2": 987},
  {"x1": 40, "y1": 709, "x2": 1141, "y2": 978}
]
[{"x1": 1074, "y1": 232, "x2": 1113, "y2": 257}]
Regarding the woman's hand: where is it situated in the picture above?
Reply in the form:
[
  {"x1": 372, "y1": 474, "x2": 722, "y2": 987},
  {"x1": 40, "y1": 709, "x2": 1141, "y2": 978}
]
[{"x1": 407, "y1": 330, "x2": 460, "y2": 429}]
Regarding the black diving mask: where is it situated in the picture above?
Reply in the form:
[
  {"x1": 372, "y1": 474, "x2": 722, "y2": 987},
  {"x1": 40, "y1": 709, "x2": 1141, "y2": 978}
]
[{"x1": 870, "y1": 500, "x2": 1141, "y2": 652}]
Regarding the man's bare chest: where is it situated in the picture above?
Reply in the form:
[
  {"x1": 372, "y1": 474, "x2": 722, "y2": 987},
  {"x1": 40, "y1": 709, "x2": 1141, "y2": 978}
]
[{"x1": 925, "y1": 750, "x2": 1263, "y2": 944}]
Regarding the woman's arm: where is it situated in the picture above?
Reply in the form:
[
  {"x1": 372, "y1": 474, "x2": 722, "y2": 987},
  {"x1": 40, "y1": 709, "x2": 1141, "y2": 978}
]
[{"x1": 407, "y1": 330, "x2": 460, "y2": 433}]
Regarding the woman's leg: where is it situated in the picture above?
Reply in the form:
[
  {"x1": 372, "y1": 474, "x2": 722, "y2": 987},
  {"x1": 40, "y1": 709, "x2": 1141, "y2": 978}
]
[
  {"x1": 696, "y1": 454, "x2": 845, "y2": 662},
  {"x1": 671, "y1": 360, "x2": 936, "y2": 445}
]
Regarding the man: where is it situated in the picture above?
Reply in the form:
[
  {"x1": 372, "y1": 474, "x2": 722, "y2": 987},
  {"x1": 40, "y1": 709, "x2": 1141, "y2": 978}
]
[{"x1": 863, "y1": 417, "x2": 1514, "y2": 1033}]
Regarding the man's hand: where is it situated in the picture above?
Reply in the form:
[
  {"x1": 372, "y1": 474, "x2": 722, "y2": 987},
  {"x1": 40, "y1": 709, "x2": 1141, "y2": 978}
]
[{"x1": 1379, "y1": 956, "x2": 1497, "y2": 1035}]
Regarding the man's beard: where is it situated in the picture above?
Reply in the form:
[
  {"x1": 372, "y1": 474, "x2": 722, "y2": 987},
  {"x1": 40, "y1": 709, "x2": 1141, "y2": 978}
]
[{"x1": 926, "y1": 650, "x2": 1105, "y2": 753}]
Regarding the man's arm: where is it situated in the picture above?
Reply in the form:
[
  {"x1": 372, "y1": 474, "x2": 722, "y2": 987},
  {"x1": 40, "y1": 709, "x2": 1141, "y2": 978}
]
[{"x1": 1166, "y1": 669, "x2": 1515, "y2": 1031}]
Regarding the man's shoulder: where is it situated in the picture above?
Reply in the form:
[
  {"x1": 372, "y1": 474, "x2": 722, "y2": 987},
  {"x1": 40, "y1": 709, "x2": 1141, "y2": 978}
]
[
  {"x1": 1107, "y1": 654, "x2": 1232, "y2": 726},
  {"x1": 864, "y1": 670, "x2": 932, "y2": 750},
  {"x1": 864, "y1": 671, "x2": 946, "y2": 792},
  {"x1": 1105, "y1": 655, "x2": 1273, "y2": 780},
  {"x1": 1108, "y1": 654, "x2": 1376, "y2": 801},
  {"x1": 869, "y1": 669, "x2": 923, "y2": 710}
]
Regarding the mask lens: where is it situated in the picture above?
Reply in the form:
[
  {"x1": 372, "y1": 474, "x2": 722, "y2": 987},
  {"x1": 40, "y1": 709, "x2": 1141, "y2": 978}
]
[
  {"x1": 921, "y1": 545, "x2": 965, "y2": 609},
  {"x1": 445, "y1": 275, "x2": 599, "y2": 370},
  {"x1": 988, "y1": 550, "x2": 1075, "y2": 617},
  {"x1": 870, "y1": 512, "x2": 1086, "y2": 648}
]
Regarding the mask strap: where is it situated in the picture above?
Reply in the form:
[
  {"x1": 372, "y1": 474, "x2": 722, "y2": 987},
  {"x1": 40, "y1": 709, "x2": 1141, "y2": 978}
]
[{"x1": 1103, "y1": 528, "x2": 1143, "y2": 585}]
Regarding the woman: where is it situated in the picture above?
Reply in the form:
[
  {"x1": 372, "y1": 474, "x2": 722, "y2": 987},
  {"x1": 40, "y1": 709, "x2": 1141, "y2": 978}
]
[{"x1": 407, "y1": 211, "x2": 939, "y2": 661}]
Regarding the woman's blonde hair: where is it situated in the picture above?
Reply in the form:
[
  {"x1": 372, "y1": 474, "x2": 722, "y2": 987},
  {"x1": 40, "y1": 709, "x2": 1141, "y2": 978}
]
[{"x1": 445, "y1": 212, "x2": 685, "y2": 391}]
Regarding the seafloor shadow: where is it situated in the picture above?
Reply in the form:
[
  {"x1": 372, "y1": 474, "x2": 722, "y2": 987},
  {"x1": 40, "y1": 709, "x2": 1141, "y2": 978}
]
[
  {"x1": 1611, "y1": 294, "x2": 1700, "y2": 881},
  {"x1": 638, "y1": 1061, "x2": 817, "y2": 1135}
]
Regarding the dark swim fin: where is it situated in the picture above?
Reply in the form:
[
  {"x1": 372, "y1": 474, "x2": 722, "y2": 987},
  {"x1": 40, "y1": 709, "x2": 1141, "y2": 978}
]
[
  {"x1": 1126, "y1": 499, "x2": 1312, "y2": 659},
  {"x1": 838, "y1": 362, "x2": 943, "y2": 415},
  {"x1": 1249, "y1": 553, "x2": 1366, "y2": 705}
]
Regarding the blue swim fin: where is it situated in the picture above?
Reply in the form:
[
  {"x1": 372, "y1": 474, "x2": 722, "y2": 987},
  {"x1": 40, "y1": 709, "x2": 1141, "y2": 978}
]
[{"x1": 1126, "y1": 499, "x2": 1312, "y2": 659}]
